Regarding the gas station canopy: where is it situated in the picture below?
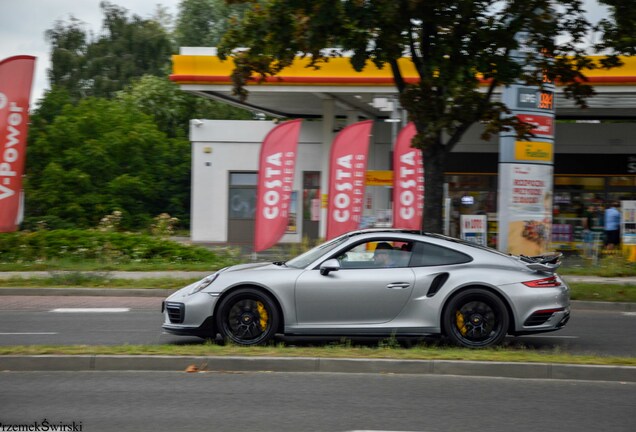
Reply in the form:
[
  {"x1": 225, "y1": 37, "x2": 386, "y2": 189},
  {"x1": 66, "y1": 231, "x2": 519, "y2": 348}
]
[{"x1": 170, "y1": 48, "x2": 636, "y2": 120}]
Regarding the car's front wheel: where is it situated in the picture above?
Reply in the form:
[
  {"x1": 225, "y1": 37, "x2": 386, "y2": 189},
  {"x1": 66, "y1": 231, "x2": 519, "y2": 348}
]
[
  {"x1": 216, "y1": 288, "x2": 279, "y2": 345},
  {"x1": 443, "y1": 288, "x2": 509, "y2": 348}
]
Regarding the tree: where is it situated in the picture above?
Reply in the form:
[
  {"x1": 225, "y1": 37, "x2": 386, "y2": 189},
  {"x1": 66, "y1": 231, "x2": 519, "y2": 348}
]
[
  {"x1": 24, "y1": 98, "x2": 191, "y2": 230},
  {"x1": 117, "y1": 75, "x2": 252, "y2": 139},
  {"x1": 46, "y1": 1, "x2": 173, "y2": 101},
  {"x1": 175, "y1": 0, "x2": 249, "y2": 47},
  {"x1": 217, "y1": 0, "x2": 629, "y2": 234}
]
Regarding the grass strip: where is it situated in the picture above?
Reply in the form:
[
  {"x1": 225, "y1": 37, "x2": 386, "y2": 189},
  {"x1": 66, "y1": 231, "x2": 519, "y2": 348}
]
[{"x1": 0, "y1": 344, "x2": 634, "y2": 366}]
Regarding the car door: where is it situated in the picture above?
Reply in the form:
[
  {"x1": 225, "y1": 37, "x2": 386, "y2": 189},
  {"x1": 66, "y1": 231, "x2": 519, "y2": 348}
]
[{"x1": 294, "y1": 239, "x2": 415, "y2": 326}]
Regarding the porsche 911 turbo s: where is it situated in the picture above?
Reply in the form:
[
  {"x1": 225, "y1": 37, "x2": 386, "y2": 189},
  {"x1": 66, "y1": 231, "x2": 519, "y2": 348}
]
[{"x1": 162, "y1": 229, "x2": 570, "y2": 348}]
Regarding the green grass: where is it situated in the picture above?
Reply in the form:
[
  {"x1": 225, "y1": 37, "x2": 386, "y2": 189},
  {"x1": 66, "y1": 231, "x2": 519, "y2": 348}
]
[
  {"x1": 569, "y1": 283, "x2": 636, "y2": 302},
  {"x1": 0, "y1": 343, "x2": 634, "y2": 366},
  {"x1": 0, "y1": 260, "x2": 219, "y2": 272},
  {"x1": 560, "y1": 254, "x2": 636, "y2": 277},
  {"x1": 0, "y1": 274, "x2": 197, "y2": 289}
]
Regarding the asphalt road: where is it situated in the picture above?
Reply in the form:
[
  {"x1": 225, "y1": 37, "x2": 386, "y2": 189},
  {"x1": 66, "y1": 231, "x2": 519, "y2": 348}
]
[
  {"x1": 1, "y1": 371, "x2": 634, "y2": 432},
  {"x1": 0, "y1": 296, "x2": 635, "y2": 356}
]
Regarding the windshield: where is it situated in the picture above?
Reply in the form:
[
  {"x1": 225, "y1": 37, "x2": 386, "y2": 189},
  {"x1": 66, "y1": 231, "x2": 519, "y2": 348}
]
[{"x1": 286, "y1": 235, "x2": 350, "y2": 269}]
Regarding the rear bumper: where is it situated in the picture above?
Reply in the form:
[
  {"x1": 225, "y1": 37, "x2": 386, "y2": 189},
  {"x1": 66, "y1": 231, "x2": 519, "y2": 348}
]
[{"x1": 511, "y1": 307, "x2": 570, "y2": 336}]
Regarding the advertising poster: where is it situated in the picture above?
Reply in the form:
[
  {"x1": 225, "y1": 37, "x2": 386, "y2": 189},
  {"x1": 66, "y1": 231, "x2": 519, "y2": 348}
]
[
  {"x1": 622, "y1": 201, "x2": 636, "y2": 262},
  {"x1": 393, "y1": 122, "x2": 425, "y2": 230},
  {"x1": 0, "y1": 56, "x2": 36, "y2": 232},
  {"x1": 286, "y1": 191, "x2": 298, "y2": 233},
  {"x1": 499, "y1": 164, "x2": 553, "y2": 255},
  {"x1": 253, "y1": 119, "x2": 302, "y2": 251},
  {"x1": 460, "y1": 215, "x2": 487, "y2": 246},
  {"x1": 326, "y1": 120, "x2": 373, "y2": 240}
]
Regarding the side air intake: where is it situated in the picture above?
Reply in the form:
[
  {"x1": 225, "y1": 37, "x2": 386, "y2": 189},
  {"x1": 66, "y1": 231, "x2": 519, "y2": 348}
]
[{"x1": 426, "y1": 273, "x2": 449, "y2": 297}]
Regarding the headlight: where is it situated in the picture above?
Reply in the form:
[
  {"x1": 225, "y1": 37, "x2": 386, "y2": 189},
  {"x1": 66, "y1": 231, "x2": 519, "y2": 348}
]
[{"x1": 188, "y1": 273, "x2": 219, "y2": 295}]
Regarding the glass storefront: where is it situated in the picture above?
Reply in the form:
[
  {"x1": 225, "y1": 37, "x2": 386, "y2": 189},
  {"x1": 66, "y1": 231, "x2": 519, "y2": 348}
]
[{"x1": 444, "y1": 173, "x2": 636, "y2": 251}]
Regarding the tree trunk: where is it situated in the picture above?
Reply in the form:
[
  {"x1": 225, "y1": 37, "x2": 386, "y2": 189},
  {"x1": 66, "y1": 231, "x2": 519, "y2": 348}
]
[{"x1": 421, "y1": 142, "x2": 447, "y2": 234}]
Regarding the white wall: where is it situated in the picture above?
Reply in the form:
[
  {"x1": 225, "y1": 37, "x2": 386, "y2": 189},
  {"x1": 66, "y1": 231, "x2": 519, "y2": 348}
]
[
  {"x1": 190, "y1": 119, "x2": 635, "y2": 242},
  {"x1": 190, "y1": 119, "x2": 397, "y2": 242}
]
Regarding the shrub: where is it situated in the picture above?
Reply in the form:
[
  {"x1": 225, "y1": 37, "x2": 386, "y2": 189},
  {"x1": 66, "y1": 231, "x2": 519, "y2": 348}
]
[{"x1": 0, "y1": 229, "x2": 237, "y2": 267}]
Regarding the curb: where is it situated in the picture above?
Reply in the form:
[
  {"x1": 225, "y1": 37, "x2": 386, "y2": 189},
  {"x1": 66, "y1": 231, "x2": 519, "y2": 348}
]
[{"x1": 0, "y1": 355, "x2": 634, "y2": 382}]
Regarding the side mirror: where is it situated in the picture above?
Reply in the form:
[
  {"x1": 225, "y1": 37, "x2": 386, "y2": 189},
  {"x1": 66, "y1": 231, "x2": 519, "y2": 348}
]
[{"x1": 319, "y1": 259, "x2": 340, "y2": 276}]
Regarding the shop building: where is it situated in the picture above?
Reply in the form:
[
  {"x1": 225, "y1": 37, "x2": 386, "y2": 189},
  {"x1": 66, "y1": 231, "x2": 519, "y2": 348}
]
[{"x1": 172, "y1": 49, "x2": 636, "y2": 251}]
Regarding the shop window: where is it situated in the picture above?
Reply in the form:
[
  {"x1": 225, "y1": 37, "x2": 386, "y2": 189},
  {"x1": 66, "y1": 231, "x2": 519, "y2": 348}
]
[
  {"x1": 230, "y1": 172, "x2": 258, "y2": 186},
  {"x1": 608, "y1": 176, "x2": 636, "y2": 187},
  {"x1": 228, "y1": 172, "x2": 257, "y2": 219},
  {"x1": 554, "y1": 176, "x2": 604, "y2": 190}
]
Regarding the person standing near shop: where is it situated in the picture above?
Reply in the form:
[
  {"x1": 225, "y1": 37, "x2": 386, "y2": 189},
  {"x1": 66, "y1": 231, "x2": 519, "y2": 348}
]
[{"x1": 604, "y1": 201, "x2": 621, "y2": 250}]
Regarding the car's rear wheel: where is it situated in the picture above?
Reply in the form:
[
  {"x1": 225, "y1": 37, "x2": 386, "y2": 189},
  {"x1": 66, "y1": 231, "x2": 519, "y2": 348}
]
[
  {"x1": 443, "y1": 288, "x2": 509, "y2": 348},
  {"x1": 216, "y1": 288, "x2": 279, "y2": 345}
]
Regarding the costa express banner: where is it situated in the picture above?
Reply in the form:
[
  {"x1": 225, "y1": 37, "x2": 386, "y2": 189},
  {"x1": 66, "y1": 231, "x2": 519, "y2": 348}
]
[
  {"x1": 254, "y1": 119, "x2": 302, "y2": 252},
  {"x1": 326, "y1": 120, "x2": 373, "y2": 240},
  {"x1": 0, "y1": 56, "x2": 35, "y2": 232},
  {"x1": 392, "y1": 122, "x2": 424, "y2": 230}
]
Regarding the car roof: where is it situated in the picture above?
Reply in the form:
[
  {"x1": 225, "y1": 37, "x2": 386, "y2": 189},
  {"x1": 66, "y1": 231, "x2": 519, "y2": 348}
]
[{"x1": 340, "y1": 229, "x2": 511, "y2": 258}]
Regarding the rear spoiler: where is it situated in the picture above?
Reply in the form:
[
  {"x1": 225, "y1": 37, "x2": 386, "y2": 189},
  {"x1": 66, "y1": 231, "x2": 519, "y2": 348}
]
[{"x1": 518, "y1": 252, "x2": 562, "y2": 274}]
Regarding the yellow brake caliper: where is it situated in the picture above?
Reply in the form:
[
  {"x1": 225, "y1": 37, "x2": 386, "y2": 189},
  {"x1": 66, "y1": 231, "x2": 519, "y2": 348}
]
[
  {"x1": 455, "y1": 311, "x2": 468, "y2": 336},
  {"x1": 256, "y1": 301, "x2": 269, "y2": 331}
]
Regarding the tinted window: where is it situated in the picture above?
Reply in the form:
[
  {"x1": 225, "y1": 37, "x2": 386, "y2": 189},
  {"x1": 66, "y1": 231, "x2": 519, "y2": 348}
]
[
  {"x1": 337, "y1": 239, "x2": 414, "y2": 269},
  {"x1": 410, "y1": 241, "x2": 472, "y2": 267}
]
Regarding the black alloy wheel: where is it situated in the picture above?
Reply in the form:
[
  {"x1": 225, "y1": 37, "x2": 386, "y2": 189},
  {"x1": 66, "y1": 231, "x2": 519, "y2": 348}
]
[
  {"x1": 443, "y1": 288, "x2": 509, "y2": 348},
  {"x1": 216, "y1": 288, "x2": 279, "y2": 345}
]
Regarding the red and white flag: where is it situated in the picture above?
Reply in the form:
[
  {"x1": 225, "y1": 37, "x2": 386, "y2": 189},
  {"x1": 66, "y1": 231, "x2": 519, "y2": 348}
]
[
  {"x1": 393, "y1": 122, "x2": 424, "y2": 230},
  {"x1": 254, "y1": 119, "x2": 302, "y2": 252},
  {"x1": 326, "y1": 120, "x2": 373, "y2": 240},
  {"x1": 0, "y1": 56, "x2": 36, "y2": 232}
]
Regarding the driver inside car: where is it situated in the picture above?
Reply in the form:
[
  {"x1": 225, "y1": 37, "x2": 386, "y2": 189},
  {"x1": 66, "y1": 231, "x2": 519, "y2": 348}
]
[{"x1": 373, "y1": 242, "x2": 397, "y2": 267}]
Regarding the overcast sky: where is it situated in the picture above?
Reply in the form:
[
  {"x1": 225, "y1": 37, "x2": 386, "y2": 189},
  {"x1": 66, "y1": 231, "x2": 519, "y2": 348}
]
[
  {"x1": 0, "y1": 0, "x2": 609, "y2": 108},
  {"x1": 0, "y1": 0, "x2": 181, "y2": 106}
]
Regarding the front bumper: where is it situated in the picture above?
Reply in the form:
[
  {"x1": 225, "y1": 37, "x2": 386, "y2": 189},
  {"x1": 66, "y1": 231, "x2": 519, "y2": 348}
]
[
  {"x1": 161, "y1": 289, "x2": 219, "y2": 338},
  {"x1": 162, "y1": 313, "x2": 216, "y2": 338}
]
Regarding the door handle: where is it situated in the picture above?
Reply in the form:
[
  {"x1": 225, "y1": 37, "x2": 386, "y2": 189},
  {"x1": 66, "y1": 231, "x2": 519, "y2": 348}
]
[{"x1": 386, "y1": 282, "x2": 410, "y2": 289}]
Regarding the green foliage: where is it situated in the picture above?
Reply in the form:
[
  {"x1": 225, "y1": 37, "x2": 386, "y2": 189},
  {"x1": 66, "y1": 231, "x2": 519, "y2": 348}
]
[
  {"x1": 25, "y1": 2, "x2": 257, "y2": 230},
  {"x1": 150, "y1": 213, "x2": 180, "y2": 237},
  {"x1": 0, "y1": 230, "x2": 235, "y2": 266},
  {"x1": 218, "y1": 0, "x2": 629, "y2": 233},
  {"x1": 24, "y1": 97, "x2": 191, "y2": 230},
  {"x1": 117, "y1": 75, "x2": 252, "y2": 138},
  {"x1": 597, "y1": 0, "x2": 636, "y2": 56},
  {"x1": 569, "y1": 283, "x2": 636, "y2": 303},
  {"x1": 175, "y1": 0, "x2": 249, "y2": 47},
  {"x1": 46, "y1": 1, "x2": 173, "y2": 100}
]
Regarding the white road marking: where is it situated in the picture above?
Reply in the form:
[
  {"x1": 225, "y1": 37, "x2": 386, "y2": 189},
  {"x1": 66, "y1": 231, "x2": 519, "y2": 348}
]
[
  {"x1": 622, "y1": 312, "x2": 636, "y2": 316},
  {"x1": 0, "y1": 332, "x2": 58, "y2": 335},
  {"x1": 50, "y1": 308, "x2": 130, "y2": 313}
]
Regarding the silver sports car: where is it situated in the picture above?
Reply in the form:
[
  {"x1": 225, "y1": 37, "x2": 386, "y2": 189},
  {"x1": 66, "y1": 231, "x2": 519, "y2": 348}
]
[{"x1": 162, "y1": 229, "x2": 570, "y2": 348}]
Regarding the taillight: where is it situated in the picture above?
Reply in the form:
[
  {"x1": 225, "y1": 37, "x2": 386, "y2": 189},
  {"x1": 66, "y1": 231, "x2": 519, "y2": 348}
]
[{"x1": 522, "y1": 276, "x2": 561, "y2": 288}]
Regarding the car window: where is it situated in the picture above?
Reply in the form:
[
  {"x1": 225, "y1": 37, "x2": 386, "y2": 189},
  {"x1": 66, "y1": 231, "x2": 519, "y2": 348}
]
[
  {"x1": 409, "y1": 241, "x2": 472, "y2": 267},
  {"x1": 287, "y1": 235, "x2": 350, "y2": 268},
  {"x1": 337, "y1": 240, "x2": 413, "y2": 269}
]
